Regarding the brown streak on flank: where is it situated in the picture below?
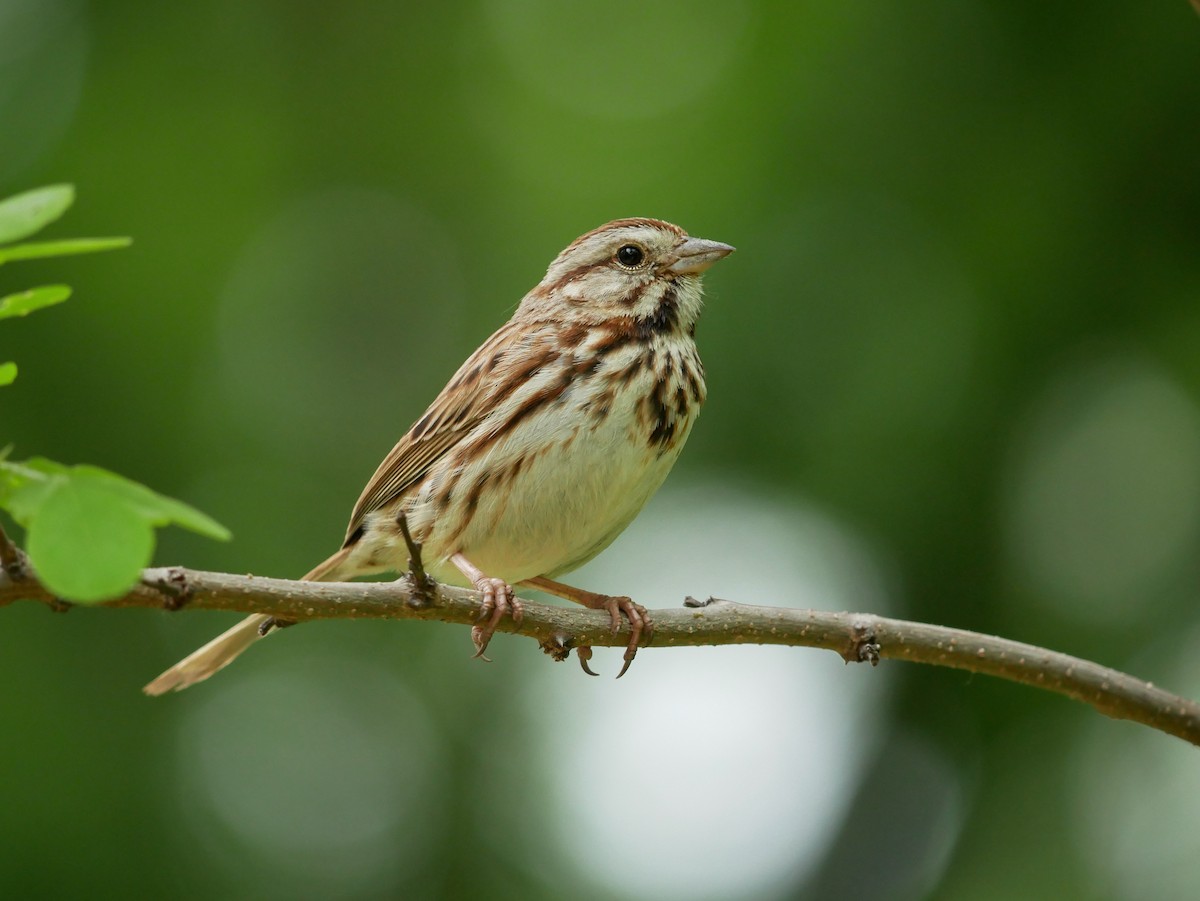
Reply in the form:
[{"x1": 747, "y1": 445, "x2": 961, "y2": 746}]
[
  {"x1": 553, "y1": 362, "x2": 579, "y2": 406},
  {"x1": 649, "y1": 414, "x2": 675, "y2": 449},
  {"x1": 438, "y1": 467, "x2": 485, "y2": 550},
  {"x1": 589, "y1": 386, "x2": 616, "y2": 423},
  {"x1": 464, "y1": 471, "x2": 491, "y2": 518},
  {"x1": 559, "y1": 322, "x2": 588, "y2": 348},
  {"x1": 490, "y1": 346, "x2": 560, "y2": 408},
  {"x1": 501, "y1": 385, "x2": 561, "y2": 438},
  {"x1": 569, "y1": 353, "x2": 597, "y2": 377},
  {"x1": 469, "y1": 384, "x2": 562, "y2": 456},
  {"x1": 684, "y1": 364, "x2": 704, "y2": 405},
  {"x1": 437, "y1": 467, "x2": 463, "y2": 510},
  {"x1": 503, "y1": 453, "x2": 528, "y2": 487},
  {"x1": 646, "y1": 376, "x2": 675, "y2": 448},
  {"x1": 675, "y1": 383, "x2": 690, "y2": 418},
  {"x1": 613, "y1": 356, "x2": 643, "y2": 387}
]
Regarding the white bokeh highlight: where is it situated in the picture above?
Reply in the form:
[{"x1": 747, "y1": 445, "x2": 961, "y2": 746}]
[
  {"x1": 1073, "y1": 630, "x2": 1200, "y2": 899},
  {"x1": 487, "y1": 482, "x2": 893, "y2": 900}
]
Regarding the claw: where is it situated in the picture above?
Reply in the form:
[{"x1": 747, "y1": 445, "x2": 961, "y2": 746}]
[
  {"x1": 470, "y1": 626, "x2": 493, "y2": 662},
  {"x1": 602, "y1": 596, "x2": 651, "y2": 679},
  {"x1": 616, "y1": 646, "x2": 636, "y2": 680},
  {"x1": 518, "y1": 576, "x2": 654, "y2": 678},
  {"x1": 470, "y1": 576, "x2": 514, "y2": 661},
  {"x1": 577, "y1": 646, "x2": 598, "y2": 676}
]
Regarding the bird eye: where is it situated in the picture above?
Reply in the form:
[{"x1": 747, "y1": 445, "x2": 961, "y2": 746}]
[{"x1": 615, "y1": 244, "x2": 645, "y2": 268}]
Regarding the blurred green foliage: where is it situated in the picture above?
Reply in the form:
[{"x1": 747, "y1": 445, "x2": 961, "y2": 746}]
[
  {"x1": 2, "y1": 2, "x2": 1200, "y2": 899},
  {"x1": 0, "y1": 185, "x2": 224, "y2": 602}
]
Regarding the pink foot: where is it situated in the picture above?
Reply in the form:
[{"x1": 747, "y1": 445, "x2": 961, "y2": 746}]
[{"x1": 470, "y1": 576, "x2": 524, "y2": 661}]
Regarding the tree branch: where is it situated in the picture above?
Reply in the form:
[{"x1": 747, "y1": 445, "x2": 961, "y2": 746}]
[
  {"x1": 0, "y1": 525, "x2": 28, "y2": 581},
  {"x1": 1, "y1": 543, "x2": 1197, "y2": 746}
]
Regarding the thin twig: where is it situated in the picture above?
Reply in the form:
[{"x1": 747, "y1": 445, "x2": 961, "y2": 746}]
[
  {"x1": 396, "y1": 513, "x2": 435, "y2": 604},
  {"x1": 0, "y1": 524, "x2": 26, "y2": 579},
  {"x1": 2, "y1": 564, "x2": 1198, "y2": 746}
]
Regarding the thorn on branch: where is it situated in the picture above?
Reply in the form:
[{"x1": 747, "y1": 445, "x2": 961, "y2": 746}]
[
  {"x1": 147, "y1": 567, "x2": 193, "y2": 611},
  {"x1": 843, "y1": 618, "x2": 881, "y2": 666},
  {"x1": 539, "y1": 636, "x2": 598, "y2": 678},
  {"x1": 540, "y1": 633, "x2": 572, "y2": 662},
  {"x1": 258, "y1": 617, "x2": 295, "y2": 637},
  {"x1": 396, "y1": 512, "x2": 437, "y2": 607}
]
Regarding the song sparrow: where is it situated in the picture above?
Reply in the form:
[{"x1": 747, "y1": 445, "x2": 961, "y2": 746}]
[{"x1": 144, "y1": 218, "x2": 733, "y2": 694}]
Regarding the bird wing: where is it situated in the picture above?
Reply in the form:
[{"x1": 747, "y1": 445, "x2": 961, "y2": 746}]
[{"x1": 341, "y1": 319, "x2": 555, "y2": 544}]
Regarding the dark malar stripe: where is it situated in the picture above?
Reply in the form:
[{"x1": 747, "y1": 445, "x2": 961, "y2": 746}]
[
  {"x1": 643, "y1": 378, "x2": 676, "y2": 449},
  {"x1": 634, "y1": 284, "x2": 679, "y2": 338}
]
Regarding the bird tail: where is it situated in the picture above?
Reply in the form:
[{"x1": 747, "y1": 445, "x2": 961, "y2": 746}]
[
  {"x1": 142, "y1": 545, "x2": 355, "y2": 696},
  {"x1": 300, "y1": 544, "x2": 354, "y2": 582}
]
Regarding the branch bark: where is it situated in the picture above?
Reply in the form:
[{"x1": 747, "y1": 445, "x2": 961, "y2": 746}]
[{"x1": 1, "y1": 530, "x2": 1197, "y2": 746}]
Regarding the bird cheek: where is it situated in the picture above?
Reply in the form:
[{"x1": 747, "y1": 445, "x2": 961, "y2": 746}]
[{"x1": 561, "y1": 280, "x2": 590, "y2": 304}]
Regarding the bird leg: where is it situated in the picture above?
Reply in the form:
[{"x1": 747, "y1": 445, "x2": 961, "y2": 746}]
[
  {"x1": 521, "y1": 575, "x2": 651, "y2": 678},
  {"x1": 451, "y1": 552, "x2": 523, "y2": 661}
]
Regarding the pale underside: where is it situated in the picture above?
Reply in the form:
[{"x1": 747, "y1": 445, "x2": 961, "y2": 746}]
[{"x1": 340, "y1": 326, "x2": 703, "y2": 588}]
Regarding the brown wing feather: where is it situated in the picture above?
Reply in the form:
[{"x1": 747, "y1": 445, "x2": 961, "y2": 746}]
[{"x1": 341, "y1": 320, "x2": 532, "y2": 544}]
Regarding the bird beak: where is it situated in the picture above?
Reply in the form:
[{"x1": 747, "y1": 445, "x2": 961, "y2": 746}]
[{"x1": 668, "y1": 237, "x2": 735, "y2": 275}]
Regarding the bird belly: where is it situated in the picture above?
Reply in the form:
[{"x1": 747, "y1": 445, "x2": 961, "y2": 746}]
[{"x1": 416, "y1": 374, "x2": 696, "y2": 586}]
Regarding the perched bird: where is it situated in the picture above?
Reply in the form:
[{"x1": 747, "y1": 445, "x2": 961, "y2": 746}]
[{"x1": 145, "y1": 218, "x2": 733, "y2": 694}]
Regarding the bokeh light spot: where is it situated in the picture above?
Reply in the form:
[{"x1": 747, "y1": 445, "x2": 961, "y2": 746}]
[
  {"x1": 489, "y1": 483, "x2": 892, "y2": 900},
  {"x1": 208, "y1": 188, "x2": 467, "y2": 461},
  {"x1": 0, "y1": 0, "x2": 87, "y2": 180},
  {"x1": 172, "y1": 657, "x2": 442, "y2": 895},
  {"x1": 481, "y1": 0, "x2": 755, "y2": 120},
  {"x1": 1073, "y1": 633, "x2": 1200, "y2": 899},
  {"x1": 1004, "y1": 351, "x2": 1200, "y2": 620}
]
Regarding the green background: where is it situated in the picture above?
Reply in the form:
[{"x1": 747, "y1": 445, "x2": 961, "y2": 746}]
[{"x1": 3, "y1": 2, "x2": 1200, "y2": 898}]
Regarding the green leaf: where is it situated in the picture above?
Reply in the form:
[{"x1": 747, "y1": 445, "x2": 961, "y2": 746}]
[
  {"x1": 0, "y1": 185, "x2": 74, "y2": 245},
  {"x1": 73, "y1": 465, "x2": 232, "y2": 541},
  {"x1": 0, "y1": 236, "x2": 132, "y2": 266},
  {"x1": 26, "y1": 472, "x2": 155, "y2": 602},
  {"x1": 0, "y1": 362, "x2": 14, "y2": 385},
  {"x1": 0, "y1": 286, "x2": 72, "y2": 320},
  {"x1": 11, "y1": 456, "x2": 71, "y2": 476},
  {"x1": 0, "y1": 466, "x2": 67, "y2": 525},
  {"x1": 0, "y1": 459, "x2": 231, "y2": 600}
]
